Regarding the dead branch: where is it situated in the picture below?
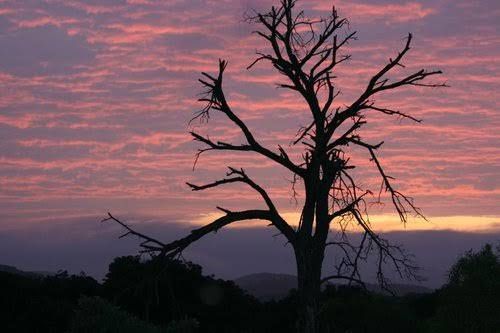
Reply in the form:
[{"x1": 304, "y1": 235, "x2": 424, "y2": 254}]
[
  {"x1": 102, "y1": 213, "x2": 166, "y2": 253},
  {"x1": 193, "y1": 59, "x2": 305, "y2": 176},
  {"x1": 187, "y1": 167, "x2": 296, "y2": 241},
  {"x1": 105, "y1": 210, "x2": 276, "y2": 258}
]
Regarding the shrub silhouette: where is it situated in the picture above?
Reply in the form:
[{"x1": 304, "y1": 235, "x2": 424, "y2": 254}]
[
  {"x1": 0, "y1": 270, "x2": 99, "y2": 332},
  {"x1": 69, "y1": 296, "x2": 168, "y2": 333},
  {"x1": 1, "y1": 244, "x2": 498, "y2": 332},
  {"x1": 102, "y1": 256, "x2": 259, "y2": 332},
  {"x1": 427, "y1": 244, "x2": 500, "y2": 332}
]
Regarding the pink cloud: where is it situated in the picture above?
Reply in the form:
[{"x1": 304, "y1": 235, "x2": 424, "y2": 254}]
[
  {"x1": 313, "y1": 1, "x2": 436, "y2": 23},
  {"x1": 0, "y1": 0, "x2": 498, "y2": 232}
]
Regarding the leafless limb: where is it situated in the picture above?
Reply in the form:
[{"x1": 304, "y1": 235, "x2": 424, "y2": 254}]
[
  {"x1": 102, "y1": 213, "x2": 166, "y2": 253},
  {"x1": 187, "y1": 167, "x2": 296, "y2": 240},
  {"x1": 191, "y1": 59, "x2": 305, "y2": 176},
  {"x1": 105, "y1": 210, "x2": 278, "y2": 258}
]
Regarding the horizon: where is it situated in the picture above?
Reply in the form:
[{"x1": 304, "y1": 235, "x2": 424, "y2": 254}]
[{"x1": 1, "y1": 0, "x2": 499, "y2": 290}]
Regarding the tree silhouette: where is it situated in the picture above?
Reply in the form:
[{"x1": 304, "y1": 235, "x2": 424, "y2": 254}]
[{"x1": 104, "y1": 1, "x2": 445, "y2": 331}]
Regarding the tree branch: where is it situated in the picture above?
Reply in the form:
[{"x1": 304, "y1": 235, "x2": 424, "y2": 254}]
[
  {"x1": 105, "y1": 210, "x2": 277, "y2": 258},
  {"x1": 186, "y1": 167, "x2": 296, "y2": 241},
  {"x1": 351, "y1": 210, "x2": 421, "y2": 289},
  {"x1": 326, "y1": 33, "x2": 446, "y2": 139},
  {"x1": 320, "y1": 274, "x2": 365, "y2": 288},
  {"x1": 102, "y1": 213, "x2": 166, "y2": 253},
  {"x1": 360, "y1": 103, "x2": 422, "y2": 123},
  {"x1": 160, "y1": 209, "x2": 278, "y2": 258},
  {"x1": 194, "y1": 60, "x2": 305, "y2": 176},
  {"x1": 328, "y1": 190, "x2": 371, "y2": 222}
]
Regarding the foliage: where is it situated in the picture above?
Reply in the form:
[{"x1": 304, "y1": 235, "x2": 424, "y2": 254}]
[
  {"x1": 102, "y1": 256, "x2": 260, "y2": 332},
  {"x1": 69, "y1": 296, "x2": 199, "y2": 333},
  {"x1": 0, "y1": 270, "x2": 99, "y2": 333},
  {"x1": 69, "y1": 296, "x2": 167, "y2": 333},
  {"x1": 165, "y1": 318, "x2": 200, "y2": 333},
  {"x1": 1, "y1": 244, "x2": 498, "y2": 332},
  {"x1": 318, "y1": 286, "x2": 416, "y2": 332},
  {"x1": 426, "y1": 244, "x2": 500, "y2": 332}
]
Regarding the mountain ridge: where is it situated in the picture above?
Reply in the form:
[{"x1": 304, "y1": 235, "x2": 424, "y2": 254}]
[
  {"x1": 0, "y1": 264, "x2": 54, "y2": 277},
  {"x1": 234, "y1": 272, "x2": 433, "y2": 301}
]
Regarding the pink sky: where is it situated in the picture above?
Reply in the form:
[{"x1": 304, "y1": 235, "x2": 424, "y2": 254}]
[{"x1": 0, "y1": 0, "x2": 499, "y2": 237}]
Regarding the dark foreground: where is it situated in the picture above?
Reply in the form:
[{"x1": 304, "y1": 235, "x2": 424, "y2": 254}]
[{"x1": 1, "y1": 243, "x2": 498, "y2": 333}]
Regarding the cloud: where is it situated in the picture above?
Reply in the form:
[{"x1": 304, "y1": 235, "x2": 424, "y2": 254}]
[
  {"x1": 0, "y1": 0, "x2": 498, "y2": 251},
  {"x1": 312, "y1": 1, "x2": 436, "y2": 23},
  {"x1": 0, "y1": 25, "x2": 95, "y2": 76}
]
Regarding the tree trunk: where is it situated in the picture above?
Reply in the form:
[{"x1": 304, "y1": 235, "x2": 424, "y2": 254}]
[{"x1": 295, "y1": 244, "x2": 324, "y2": 333}]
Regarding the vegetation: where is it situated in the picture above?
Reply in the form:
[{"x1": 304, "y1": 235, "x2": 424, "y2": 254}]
[
  {"x1": 101, "y1": 256, "x2": 259, "y2": 332},
  {"x1": 426, "y1": 244, "x2": 500, "y2": 332},
  {"x1": 0, "y1": 243, "x2": 498, "y2": 332},
  {"x1": 69, "y1": 296, "x2": 170, "y2": 333}
]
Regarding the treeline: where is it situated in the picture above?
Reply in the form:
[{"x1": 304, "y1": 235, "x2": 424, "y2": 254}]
[{"x1": 1, "y1": 243, "x2": 498, "y2": 332}]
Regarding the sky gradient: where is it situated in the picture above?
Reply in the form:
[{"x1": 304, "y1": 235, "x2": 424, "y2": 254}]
[{"x1": 0, "y1": 0, "x2": 499, "y2": 284}]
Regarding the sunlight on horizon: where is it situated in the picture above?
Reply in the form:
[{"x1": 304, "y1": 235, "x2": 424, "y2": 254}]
[{"x1": 194, "y1": 212, "x2": 500, "y2": 233}]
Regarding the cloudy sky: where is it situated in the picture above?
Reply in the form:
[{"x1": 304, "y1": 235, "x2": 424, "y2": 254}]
[{"x1": 0, "y1": 0, "x2": 499, "y2": 286}]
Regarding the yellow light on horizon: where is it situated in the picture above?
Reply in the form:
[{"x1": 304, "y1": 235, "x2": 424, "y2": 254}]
[{"x1": 194, "y1": 212, "x2": 500, "y2": 233}]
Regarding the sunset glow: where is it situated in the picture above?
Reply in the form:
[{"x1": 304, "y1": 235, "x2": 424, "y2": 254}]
[{"x1": 0, "y1": 1, "x2": 498, "y2": 242}]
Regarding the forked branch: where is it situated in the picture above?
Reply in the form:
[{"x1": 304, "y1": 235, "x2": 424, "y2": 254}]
[
  {"x1": 327, "y1": 33, "x2": 447, "y2": 139},
  {"x1": 187, "y1": 167, "x2": 296, "y2": 241},
  {"x1": 193, "y1": 60, "x2": 305, "y2": 176},
  {"x1": 102, "y1": 213, "x2": 166, "y2": 253},
  {"x1": 104, "y1": 210, "x2": 277, "y2": 258}
]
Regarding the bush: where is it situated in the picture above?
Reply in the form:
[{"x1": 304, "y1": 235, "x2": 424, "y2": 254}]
[
  {"x1": 102, "y1": 256, "x2": 257, "y2": 332},
  {"x1": 69, "y1": 296, "x2": 168, "y2": 333},
  {"x1": 0, "y1": 271, "x2": 99, "y2": 332},
  {"x1": 426, "y1": 243, "x2": 500, "y2": 332}
]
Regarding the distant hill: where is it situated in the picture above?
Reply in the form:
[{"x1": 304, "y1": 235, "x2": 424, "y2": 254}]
[
  {"x1": 234, "y1": 273, "x2": 298, "y2": 301},
  {"x1": 367, "y1": 282, "x2": 433, "y2": 296},
  {"x1": 0, "y1": 264, "x2": 54, "y2": 277},
  {"x1": 234, "y1": 273, "x2": 432, "y2": 301}
]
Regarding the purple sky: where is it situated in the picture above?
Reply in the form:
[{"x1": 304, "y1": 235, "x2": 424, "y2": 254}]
[{"x1": 0, "y1": 0, "x2": 499, "y2": 286}]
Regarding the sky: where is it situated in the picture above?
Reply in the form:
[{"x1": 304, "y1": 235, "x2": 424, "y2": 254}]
[{"x1": 0, "y1": 0, "x2": 499, "y2": 286}]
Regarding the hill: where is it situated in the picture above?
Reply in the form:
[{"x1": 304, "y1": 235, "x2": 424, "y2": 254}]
[
  {"x1": 0, "y1": 264, "x2": 53, "y2": 277},
  {"x1": 234, "y1": 272, "x2": 432, "y2": 301},
  {"x1": 234, "y1": 273, "x2": 298, "y2": 301}
]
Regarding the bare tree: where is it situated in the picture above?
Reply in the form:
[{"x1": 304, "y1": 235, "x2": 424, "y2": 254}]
[{"x1": 104, "y1": 1, "x2": 445, "y2": 332}]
